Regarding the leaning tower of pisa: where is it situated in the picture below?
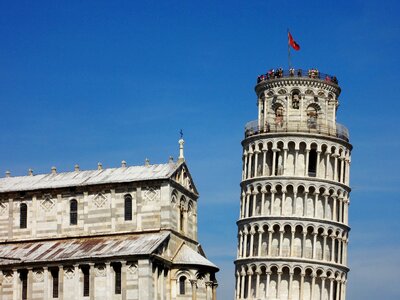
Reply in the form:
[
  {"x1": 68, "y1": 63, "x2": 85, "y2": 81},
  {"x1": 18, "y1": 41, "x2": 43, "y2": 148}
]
[{"x1": 235, "y1": 68, "x2": 352, "y2": 300}]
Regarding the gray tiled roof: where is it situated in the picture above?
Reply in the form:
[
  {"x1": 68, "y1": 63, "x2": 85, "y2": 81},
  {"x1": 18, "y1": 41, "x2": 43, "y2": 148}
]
[
  {"x1": 0, "y1": 163, "x2": 178, "y2": 193},
  {"x1": 0, "y1": 232, "x2": 169, "y2": 265},
  {"x1": 173, "y1": 244, "x2": 218, "y2": 270}
]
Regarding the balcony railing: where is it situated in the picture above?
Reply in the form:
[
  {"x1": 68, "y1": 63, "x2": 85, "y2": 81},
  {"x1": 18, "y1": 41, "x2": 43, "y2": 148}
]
[
  {"x1": 244, "y1": 119, "x2": 349, "y2": 142},
  {"x1": 257, "y1": 68, "x2": 338, "y2": 85}
]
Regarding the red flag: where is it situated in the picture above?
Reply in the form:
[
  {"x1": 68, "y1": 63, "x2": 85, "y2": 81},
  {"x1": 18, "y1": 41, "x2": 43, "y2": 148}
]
[{"x1": 288, "y1": 32, "x2": 300, "y2": 51}]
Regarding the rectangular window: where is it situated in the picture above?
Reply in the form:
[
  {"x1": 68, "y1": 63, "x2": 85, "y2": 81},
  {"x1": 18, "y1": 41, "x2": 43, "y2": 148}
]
[
  {"x1": 308, "y1": 149, "x2": 317, "y2": 177},
  {"x1": 83, "y1": 268, "x2": 90, "y2": 297},
  {"x1": 124, "y1": 196, "x2": 132, "y2": 221},
  {"x1": 20, "y1": 271, "x2": 28, "y2": 300},
  {"x1": 52, "y1": 269, "x2": 59, "y2": 298},
  {"x1": 20, "y1": 204, "x2": 27, "y2": 229},
  {"x1": 70, "y1": 200, "x2": 78, "y2": 225},
  {"x1": 115, "y1": 265, "x2": 121, "y2": 294}
]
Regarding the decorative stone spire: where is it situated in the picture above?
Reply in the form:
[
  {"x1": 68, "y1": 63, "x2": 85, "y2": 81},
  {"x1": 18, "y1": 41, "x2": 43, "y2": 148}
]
[
  {"x1": 51, "y1": 166, "x2": 57, "y2": 174},
  {"x1": 178, "y1": 129, "x2": 185, "y2": 163},
  {"x1": 5, "y1": 170, "x2": 11, "y2": 178},
  {"x1": 121, "y1": 160, "x2": 127, "y2": 168},
  {"x1": 178, "y1": 138, "x2": 185, "y2": 163},
  {"x1": 74, "y1": 164, "x2": 80, "y2": 172},
  {"x1": 28, "y1": 168, "x2": 33, "y2": 176},
  {"x1": 97, "y1": 162, "x2": 103, "y2": 170},
  {"x1": 145, "y1": 158, "x2": 150, "y2": 166}
]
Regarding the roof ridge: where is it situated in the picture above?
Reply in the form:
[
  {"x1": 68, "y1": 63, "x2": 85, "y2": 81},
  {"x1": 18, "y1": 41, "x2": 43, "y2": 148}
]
[{"x1": 1, "y1": 162, "x2": 177, "y2": 179}]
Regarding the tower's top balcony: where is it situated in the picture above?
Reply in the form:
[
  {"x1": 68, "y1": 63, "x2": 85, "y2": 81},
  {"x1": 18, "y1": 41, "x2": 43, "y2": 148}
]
[
  {"x1": 257, "y1": 68, "x2": 338, "y2": 85},
  {"x1": 255, "y1": 68, "x2": 341, "y2": 97}
]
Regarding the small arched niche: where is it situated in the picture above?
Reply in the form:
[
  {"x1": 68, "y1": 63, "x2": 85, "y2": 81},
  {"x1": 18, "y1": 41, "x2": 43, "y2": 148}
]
[
  {"x1": 291, "y1": 90, "x2": 301, "y2": 109},
  {"x1": 275, "y1": 105, "x2": 284, "y2": 126},
  {"x1": 306, "y1": 104, "x2": 319, "y2": 128}
]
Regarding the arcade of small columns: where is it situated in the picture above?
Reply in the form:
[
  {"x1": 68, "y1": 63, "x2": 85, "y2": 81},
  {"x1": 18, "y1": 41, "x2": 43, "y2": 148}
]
[
  {"x1": 237, "y1": 221, "x2": 348, "y2": 265},
  {"x1": 1, "y1": 261, "x2": 219, "y2": 300},
  {"x1": 1, "y1": 261, "x2": 138, "y2": 299},
  {"x1": 239, "y1": 183, "x2": 350, "y2": 225},
  {"x1": 235, "y1": 263, "x2": 347, "y2": 300},
  {"x1": 242, "y1": 139, "x2": 351, "y2": 186},
  {"x1": 174, "y1": 270, "x2": 217, "y2": 300}
]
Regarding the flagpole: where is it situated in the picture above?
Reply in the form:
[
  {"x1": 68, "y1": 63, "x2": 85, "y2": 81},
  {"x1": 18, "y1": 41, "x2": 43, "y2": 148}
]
[{"x1": 287, "y1": 29, "x2": 291, "y2": 69}]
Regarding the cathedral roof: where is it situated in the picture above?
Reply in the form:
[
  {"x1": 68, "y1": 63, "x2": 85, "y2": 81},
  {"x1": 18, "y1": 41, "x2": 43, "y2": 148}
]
[
  {"x1": 0, "y1": 163, "x2": 179, "y2": 193},
  {"x1": 172, "y1": 243, "x2": 218, "y2": 270},
  {"x1": 0, "y1": 232, "x2": 169, "y2": 266}
]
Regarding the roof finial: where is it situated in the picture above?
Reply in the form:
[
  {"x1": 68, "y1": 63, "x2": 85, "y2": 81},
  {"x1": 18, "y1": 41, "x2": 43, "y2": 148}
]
[
  {"x1": 169, "y1": 156, "x2": 174, "y2": 163},
  {"x1": 121, "y1": 160, "x2": 127, "y2": 168},
  {"x1": 28, "y1": 168, "x2": 33, "y2": 176},
  {"x1": 97, "y1": 162, "x2": 103, "y2": 170},
  {"x1": 145, "y1": 158, "x2": 150, "y2": 166},
  {"x1": 178, "y1": 129, "x2": 185, "y2": 163},
  {"x1": 74, "y1": 164, "x2": 80, "y2": 172},
  {"x1": 51, "y1": 166, "x2": 57, "y2": 174},
  {"x1": 5, "y1": 170, "x2": 11, "y2": 178}
]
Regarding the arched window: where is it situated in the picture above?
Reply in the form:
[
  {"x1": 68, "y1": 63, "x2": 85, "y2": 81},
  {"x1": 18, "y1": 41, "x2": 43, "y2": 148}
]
[
  {"x1": 124, "y1": 194, "x2": 132, "y2": 221},
  {"x1": 179, "y1": 276, "x2": 186, "y2": 295},
  {"x1": 291, "y1": 90, "x2": 300, "y2": 109},
  {"x1": 20, "y1": 203, "x2": 27, "y2": 229},
  {"x1": 187, "y1": 201, "x2": 193, "y2": 216},
  {"x1": 70, "y1": 200, "x2": 78, "y2": 225},
  {"x1": 179, "y1": 197, "x2": 186, "y2": 233}
]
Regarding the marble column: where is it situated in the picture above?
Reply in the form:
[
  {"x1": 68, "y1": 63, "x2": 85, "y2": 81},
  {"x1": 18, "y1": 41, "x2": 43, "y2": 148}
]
[
  {"x1": 190, "y1": 280, "x2": 197, "y2": 300},
  {"x1": 272, "y1": 150, "x2": 277, "y2": 176},
  {"x1": 305, "y1": 149, "x2": 310, "y2": 176},
  {"x1": 265, "y1": 272, "x2": 271, "y2": 299},
  {"x1": 258, "y1": 229, "x2": 264, "y2": 257},
  {"x1": 268, "y1": 230, "x2": 273, "y2": 256}
]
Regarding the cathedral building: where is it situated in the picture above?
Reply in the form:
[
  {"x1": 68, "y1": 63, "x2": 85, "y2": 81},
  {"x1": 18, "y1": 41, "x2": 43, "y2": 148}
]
[
  {"x1": 235, "y1": 69, "x2": 352, "y2": 299},
  {"x1": 0, "y1": 139, "x2": 218, "y2": 300}
]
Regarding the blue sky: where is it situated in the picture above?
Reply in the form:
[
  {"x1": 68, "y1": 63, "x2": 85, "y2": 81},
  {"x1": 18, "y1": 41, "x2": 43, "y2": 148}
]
[{"x1": 1, "y1": 1, "x2": 399, "y2": 299}]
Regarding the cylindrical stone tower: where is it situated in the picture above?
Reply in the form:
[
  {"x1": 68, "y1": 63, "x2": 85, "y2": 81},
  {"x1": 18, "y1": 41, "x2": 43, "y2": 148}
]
[{"x1": 235, "y1": 69, "x2": 352, "y2": 300}]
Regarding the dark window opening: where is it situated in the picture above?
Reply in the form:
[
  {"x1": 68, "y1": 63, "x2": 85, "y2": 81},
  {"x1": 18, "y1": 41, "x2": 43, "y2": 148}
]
[
  {"x1": 70, "y1": 200, "x2": 78, "y2": 225},
  {"x1": 113, "y1": 264, "x2": 121, "y2": 294},
  {"x1": 20, "y1": 203, "x2": 27, "y2": 229},
  {"x1": 248, "y1": 198, "x2": 253, "y2": 217},
  {"x1": 51, "y1": 269, "x2": 59, "y2": 298},
  {"x1": 82, "y1": 267, "x2": 90, "y2": 297},
  {"x1": 179, "y1": 276, "x2": 186, "y2": 295},
  {"x1": 338, "y1": 160, "x2": 342, "y2": 182},
  {"x1": 20, "y1": 270, "x2": 28, "y2": 300},
  {"x1": 274, "y1": 152, "x2": 280, "y2": 176},
  {"x1": 308, "y1": 149, "x2": 317, "y2": 176},
  {"x1": 124, "y1": 195, "x2": 132, "y2": 221},
  {"x1": 180, "y1": 210, "x2": 184, "y2": 232}
]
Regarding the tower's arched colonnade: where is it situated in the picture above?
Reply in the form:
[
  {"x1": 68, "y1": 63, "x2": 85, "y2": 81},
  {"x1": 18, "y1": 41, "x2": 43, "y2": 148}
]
[{"x1": 235, "y1": 70, "x2": 352, "y2": 300}]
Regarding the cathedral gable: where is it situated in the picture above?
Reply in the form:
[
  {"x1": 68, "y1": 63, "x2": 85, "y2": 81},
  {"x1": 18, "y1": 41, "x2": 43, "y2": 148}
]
[{"x1": 171, "y1": 163, "x2": 198, "y2": 195}]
